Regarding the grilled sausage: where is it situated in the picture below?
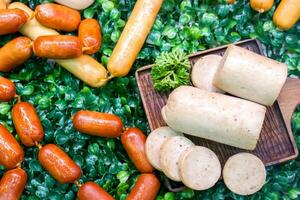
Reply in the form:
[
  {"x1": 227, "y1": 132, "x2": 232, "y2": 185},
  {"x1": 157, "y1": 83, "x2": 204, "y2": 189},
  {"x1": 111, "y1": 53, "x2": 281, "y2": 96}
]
[
  {"x1": 12, "y1": 102, "x2": 44, "y2": 147},
  {"x1": 72, "y1": 110, "x2": 123, "y2": 138},
  {"x1": 78, "y1": 19, "x2": 102, "y2": 55},
  {"x1": 0, "y1": 36, "x2": 32, "y2": 72},
  {"x1": 127, "y1": 174, "x2": 160, "y2": 200},
  {"x1": 0, "y1": 8, "x2": 28, "y2": 35},
  {"x1": 107, "y1": 0, "x2": 163, "y2": 77},
  {"x1": 77, "y1": 182, "x2": 114, "y2": 200},
  {"x1": 35, "y1": 3, "x2": 81, "y2": 32},
  {"x1": 0, "y1": 77, "x2": 16, "y2": 102},
  {"x1": 0, "y1": 168, "x2": 27, "y2": 200},
  {"x1": 0, "y1": 124, "x2": 24, "y2": 169},
  {"x1": 33, "y1": 35, "x2": 83, "y2": 59},
  {"x1": 8, "y1": 2, "x2": 109, "y2": 88},
  {"x1": 121, "y1": 128, "x2": 154, "y2": 173},
  {"x1": 38, "y1": 144, "x2": 81, "y2": 183}
]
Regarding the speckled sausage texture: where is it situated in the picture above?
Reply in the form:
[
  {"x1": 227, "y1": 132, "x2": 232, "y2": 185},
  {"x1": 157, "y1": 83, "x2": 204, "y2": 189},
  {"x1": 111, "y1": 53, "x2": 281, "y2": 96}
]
[
  {"x1": 162, "y1": 86, "x2": 266, "y2": 150},
  {"x1": 213, "y1": 45, "x2": 287, "y2": 106}
]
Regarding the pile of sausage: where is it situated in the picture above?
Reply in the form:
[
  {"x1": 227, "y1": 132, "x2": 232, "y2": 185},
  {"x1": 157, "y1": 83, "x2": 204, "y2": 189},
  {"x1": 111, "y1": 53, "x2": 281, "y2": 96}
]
[
  {"x1": 0, "y1": 79, "x2": 160, "y2": 199},
  {"x1": 0, "y1": 2, "x2": 101, "y2": 70},
  {"x1": 0, "y1": 0, "x2": 163, "y2": 87}
]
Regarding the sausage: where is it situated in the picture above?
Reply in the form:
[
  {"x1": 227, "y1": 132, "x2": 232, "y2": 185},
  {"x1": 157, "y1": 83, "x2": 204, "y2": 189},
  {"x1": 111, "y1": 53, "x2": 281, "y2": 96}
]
[
  {"x1": 107, "y1": 0, "x2": 163, "y2": 77},
  {"x1": 145, "y1": 126, "x2": 183, "y2": 170},
  {"x1": 12, "y1": 102, "x2": 44, "y2": 147},
  {"x1": 213, "y1": 45, "x2": 287, "y2": 106},
  {"x1": 77, "y1": 182, "x2": 114, "y2": 200},
  {"x1": 0, "y1": 36, "x2": 32, "y2": 72},
  {"x1": 127, "y1": 174, "x2": 160, "y2": 200},
  {"x1": 162, "y1": 86, "x2": 266, "y2": 150},
  {"x1": 159, "y1": 136, "x2": 194, "y2": 181},
  {"x1": 121, "y1": 128, "x2": 154, "y2": 173},
  {"x1": 0, "y1": 9, "x2": 28, "y2": 35},
  {"x1": 273, "y1": 0, "x2": 300, "y2": 30},
  {"x1": 33, "y1": 35, "x2": 83, "y2": 59},
  {"x1": 8, "y1": 2, "x2": 109, "y2": 88},
  {"x1": 223, "y1": 153, "x2": 266, "y2": 195},
  {"x1": 179, "y1": 146, "x2": 221, "y2": 190},
  {"x1": 250, "y1": 0, "x2": 274, "y2": 13},
  {"x1": 0, "y1": 124, "x2": 24, "y2": 169},
  {"x1": 35, "y1": 3, "x2": 81, "y2": 32},
  {"x1": 0, "y1": 168, "x2": 27, "y2": 200},
  {"x1": 78, "y1": 19, "x2": 102, "y2": 55},
  {"x1": 38, "y1": 144, "x2": 81, "y2": 183},
  {"x1": 72, "y1": 110, "x2": 123, "y2": 138},
  {"x1": 191, "y1": 55, "x2": 224, "y2": 93},
  {"x1": 0, "y1": 76, "x2": 16, "y2": 102}
]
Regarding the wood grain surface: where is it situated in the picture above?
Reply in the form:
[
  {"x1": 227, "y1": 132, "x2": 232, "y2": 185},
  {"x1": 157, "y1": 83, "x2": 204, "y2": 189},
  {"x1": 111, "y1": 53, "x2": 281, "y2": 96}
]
[{"x1": 136, "y1": 39, "x2": 299, "y2": 192}]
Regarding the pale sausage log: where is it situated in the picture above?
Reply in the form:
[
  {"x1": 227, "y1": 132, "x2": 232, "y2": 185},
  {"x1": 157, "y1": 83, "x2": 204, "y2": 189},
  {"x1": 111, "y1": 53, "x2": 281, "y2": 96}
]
[
  {"x1": 213, "y1": 45, "x2": 287, "y2": 106},
  {"x1": 162, "y1": 86, "x2": 266, "y2": 150}
]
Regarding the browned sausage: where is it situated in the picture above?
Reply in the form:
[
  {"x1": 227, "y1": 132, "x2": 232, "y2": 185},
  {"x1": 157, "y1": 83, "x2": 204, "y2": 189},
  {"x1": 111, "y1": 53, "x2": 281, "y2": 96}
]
[
  {"x1": 0, "y1": 76, "x2": 16, "y2": 102},
  {"x1": 33, "y1": 35, "x2": 83, "y2": 59},
  {"x1": 77, "y1": 182, "x2": 114, "y2": 200},
  {"x1": 38, "y1": 144, "x2": 81, "y2": 183},
  {"x1": 72, "y1": 110, "x2": 123, "y2": 138},
  {"x1": 78, "y1": 19, "x2": 102, "y2": 55},
  {"x1": 0, "y1": 36, "x2": 32, "y2": 72},
  {"x1": 127, "y1": 174, "x2": 160, "y2": 200},
  {"x1": 121, "y1": 128, "x2": 154, "y2": 173},
  {"x1": 0, "y1": 168, "x2": 27, "y2": 200},
  {"x1": 0, "y1": 8, "x2": 28, "y2": 35},
  {"x1": 35, "y1": 3, "x2": 81, "y2": 32},
  {"x1": 0, "y1": 124, "x2": 24, "y2": 169},
  {"x1": 12, "y1": 102, "x2": 44, "y2": 147}
]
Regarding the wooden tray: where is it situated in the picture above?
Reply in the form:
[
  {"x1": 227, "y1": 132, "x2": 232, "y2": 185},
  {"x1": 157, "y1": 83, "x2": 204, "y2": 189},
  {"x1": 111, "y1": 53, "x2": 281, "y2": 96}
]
[{"x1": 136, "y1": 39, "x2": 299, "y2": 192}]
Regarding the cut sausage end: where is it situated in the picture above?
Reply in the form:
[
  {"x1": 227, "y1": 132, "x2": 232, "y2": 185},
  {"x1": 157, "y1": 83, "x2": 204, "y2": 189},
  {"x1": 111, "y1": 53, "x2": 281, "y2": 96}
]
[{"x1": 223, "y1": 153, "x2": 266, "y2": 196}]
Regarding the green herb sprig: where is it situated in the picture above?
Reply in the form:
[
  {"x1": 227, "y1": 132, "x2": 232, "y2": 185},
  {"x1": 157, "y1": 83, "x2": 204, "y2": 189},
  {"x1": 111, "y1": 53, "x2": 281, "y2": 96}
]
[{"x1": 151, "y1": 49, "x2": 190, "y2": 92}]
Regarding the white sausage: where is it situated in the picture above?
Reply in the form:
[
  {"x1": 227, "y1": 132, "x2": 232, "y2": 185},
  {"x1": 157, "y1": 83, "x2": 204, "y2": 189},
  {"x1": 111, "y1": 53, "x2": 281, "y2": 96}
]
[
  {"x1": 179, "y1": 146, "x2": 221, "y2": 190},
  {"x1": 162, "y1": 86, "x2": 266, "y2": 150},
  {"x1": 54, "y1": 0, "x2": 95, "y2": 10},
  {"x1": 213, "y1": 45, "x2": 287, "y2": 106},
  {"x1": 159, "y1": 136, "x2": 194, "y2": 181},
  {"x1": 223, "y1": 153, "x2": 266, "y2": 195},
  {"x1": 145, "y1": 126, "x2": 183, "y2": 170}
]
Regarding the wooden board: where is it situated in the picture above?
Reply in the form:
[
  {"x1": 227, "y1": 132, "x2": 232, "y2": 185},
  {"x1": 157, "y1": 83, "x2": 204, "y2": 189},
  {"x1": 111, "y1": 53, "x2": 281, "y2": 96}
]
[{"x1": 135, "y1": 39, "x2": 299, "y2": 192}]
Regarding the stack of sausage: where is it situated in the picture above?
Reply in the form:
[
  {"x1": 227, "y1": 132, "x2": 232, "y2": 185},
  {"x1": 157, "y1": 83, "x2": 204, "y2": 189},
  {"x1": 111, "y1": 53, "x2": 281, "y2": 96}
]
[
  {"x1": 0, "y1": 82, "x2": 160, "y2": 199},
  {"x1": 0, "y1": 0, "x2": 163, "y2": 87}
]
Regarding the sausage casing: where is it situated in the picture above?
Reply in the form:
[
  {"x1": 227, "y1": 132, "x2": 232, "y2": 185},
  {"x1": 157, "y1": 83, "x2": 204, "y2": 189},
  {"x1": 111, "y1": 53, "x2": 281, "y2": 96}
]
[
  {"x1": 38, "y1": 144, "x2": 81, "y2": 183},
  {"x1": 0, "y1": 76, "x2": 16, "y2": 102},
  {"x1": 0, "y1": 124, "x2": 24, "y2": 169},
  {"x1": 0, "y1": 8, "x2": 28, "y2": 35},
  {"x1": 35, "y1": 3, "x2": 81, "y2": 32},
  {"x1": 73, "y1": 110, "x2": 123, "y2": 138},
  {"x1": 78, "y1": 19, "x2": 102, "y2": 55},
  {"x1": 33, "y1": 35, "x2": 83, "y2": 59},
  {"x1": 127, "y1": 174, "x2": 160, "y2": 200},
  {"x1": 0, "y1": 36, "x2": 32, "y2": 72},
  {"x1": 12, "y1": 102, "x2": 44, "y2": 147},
  {"x1": 77, "y1": 182, "x2": 114, "y2": 200},
  {"x1": 0, "y1": 168, "x2": 27, "y2": 200},
  {"x1": 121, "y1": 128, "x2": 154, "y2": 173}
]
